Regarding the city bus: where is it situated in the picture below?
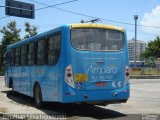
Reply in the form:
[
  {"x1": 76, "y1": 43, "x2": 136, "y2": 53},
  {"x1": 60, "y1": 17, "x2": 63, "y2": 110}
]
[{"x1": 5, "y1": 23, "x2": 130, "y2": 107}]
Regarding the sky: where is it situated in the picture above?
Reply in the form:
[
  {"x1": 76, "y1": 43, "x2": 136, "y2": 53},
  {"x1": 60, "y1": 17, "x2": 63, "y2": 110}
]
[{"x1": 0, "y1": 0, "x2": 160, "y2": 43}]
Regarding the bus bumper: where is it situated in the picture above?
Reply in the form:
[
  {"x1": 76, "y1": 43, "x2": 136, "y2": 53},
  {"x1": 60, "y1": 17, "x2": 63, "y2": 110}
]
[{"x1": 62, "y1": 84, "x2": 130, "y2": 104}]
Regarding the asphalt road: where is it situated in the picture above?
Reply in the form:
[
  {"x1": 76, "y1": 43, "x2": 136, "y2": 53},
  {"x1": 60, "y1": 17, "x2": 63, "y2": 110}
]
[{"x1": 0, "y1": 77, "x2": 160, "y2": 120}]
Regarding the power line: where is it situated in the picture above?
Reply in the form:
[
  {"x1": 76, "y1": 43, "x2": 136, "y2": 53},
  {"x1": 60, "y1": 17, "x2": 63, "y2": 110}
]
[
  {"x1": 101, "y1": 21, "x2": 160, "y2": 37},
  {"x1": 126, "y1": 29, "x2": 159, "y2": 37},
  {"x1": 0, "y1": 0, "x2": 78, "y2": 20},
  {"x1": 34, "y1": 0, "x2": 78, "y2": 11},
  {"x1": 30, "y1": 0, "x2": 160, "y2": 29},
  {"x1": 1, "y1": 0, "x2": 160, "y2": 29},
  {"x1": 29, "y1": 0, "x2": 96, "y2": 18}
]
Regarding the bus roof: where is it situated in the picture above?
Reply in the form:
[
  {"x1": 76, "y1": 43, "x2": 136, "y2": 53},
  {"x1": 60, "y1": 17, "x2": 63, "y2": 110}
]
[{"x1": 70, "y1": 23, "x2": 124, "y2": 32}]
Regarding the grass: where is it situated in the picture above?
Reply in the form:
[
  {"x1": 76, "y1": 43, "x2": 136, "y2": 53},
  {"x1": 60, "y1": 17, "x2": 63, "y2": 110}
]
[{"x1": 130, "y1": 68, "x2": 160, "y2": 75}]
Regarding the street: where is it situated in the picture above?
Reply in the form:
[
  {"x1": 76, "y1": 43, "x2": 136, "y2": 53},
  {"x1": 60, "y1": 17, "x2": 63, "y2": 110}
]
[{"x1": 0, "y1": 77, "x2": 160, "y2": 120}]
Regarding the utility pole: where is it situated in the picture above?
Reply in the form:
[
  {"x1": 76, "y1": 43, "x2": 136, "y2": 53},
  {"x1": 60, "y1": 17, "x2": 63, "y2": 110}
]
[{"x1": 134, "y1": 14, "x2": 138, "y2": 67}]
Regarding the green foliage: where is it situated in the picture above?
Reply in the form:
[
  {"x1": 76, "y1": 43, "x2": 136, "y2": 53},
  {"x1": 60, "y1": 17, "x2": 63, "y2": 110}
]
[
  {"x1": 24, "y1": 22, "x2": 37, "y2": 39},
  {"x1": 145, "y1": 56, "x2": 156, "y2": 68},
  {"x1": 140, "y1": 36, "x2": 160, "y2": 68},
  {"x1": 0, "y1": 21, "x2": 21, "y2": 66},
  {"x1": 140, "y1": 36, "x2": 160, "y2": 59},
  {"x1": 0, "y1": 21, "x2": 38, "y2": 75}
]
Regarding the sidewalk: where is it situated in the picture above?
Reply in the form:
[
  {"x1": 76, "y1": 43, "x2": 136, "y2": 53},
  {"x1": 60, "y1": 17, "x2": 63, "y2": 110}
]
[{"x1": 0, "y1": 76, "x2": 4, "y2": 79}]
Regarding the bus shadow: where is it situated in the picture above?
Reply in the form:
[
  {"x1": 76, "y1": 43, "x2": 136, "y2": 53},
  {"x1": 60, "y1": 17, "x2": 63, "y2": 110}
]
[{"x1": 4, "y1": 90, "x2": 126, "y2": 119}]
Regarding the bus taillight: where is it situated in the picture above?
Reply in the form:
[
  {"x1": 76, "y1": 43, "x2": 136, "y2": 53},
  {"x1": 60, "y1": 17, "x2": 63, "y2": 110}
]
[
  {"x1": 66, "y1": 67, "x2": 72, "y2": 72},
  {"x1": 65, "y1": 65, "x2": 75, "y2": 88},
  {"x1": 124, "y1": 66, "x2": 130, "y2": 86},
  {"x1": 67, "y1": 73, "x2": 72, "y2": 77},
  {"x1": 126, "y1": 67, "x2": 129, "y2": 76}
]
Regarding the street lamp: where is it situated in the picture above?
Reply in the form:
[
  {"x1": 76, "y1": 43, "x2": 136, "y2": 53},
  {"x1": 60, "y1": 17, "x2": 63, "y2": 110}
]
[{"x1": 134, "y1": 14, "x2": 138, "y2": 67}]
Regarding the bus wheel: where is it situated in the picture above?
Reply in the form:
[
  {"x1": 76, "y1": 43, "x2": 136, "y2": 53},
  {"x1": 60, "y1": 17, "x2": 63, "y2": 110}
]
[
  {"x1": 34, "y1": 84, "x2": 43, "y2": 108},
  {"x1": 7, "y1": 80, "x2": 15, "y2": 96}
]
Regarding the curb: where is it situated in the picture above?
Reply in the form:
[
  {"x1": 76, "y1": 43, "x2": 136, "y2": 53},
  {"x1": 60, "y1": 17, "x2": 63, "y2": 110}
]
[{"x1": 0, "y1": 76, "x2": 4, "y2": 80}]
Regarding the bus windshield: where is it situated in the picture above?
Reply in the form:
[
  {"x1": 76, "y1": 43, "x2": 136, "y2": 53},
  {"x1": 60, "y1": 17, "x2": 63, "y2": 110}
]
[{"x1": 71, "y1": 28, "x2": 124, "y2": 51}]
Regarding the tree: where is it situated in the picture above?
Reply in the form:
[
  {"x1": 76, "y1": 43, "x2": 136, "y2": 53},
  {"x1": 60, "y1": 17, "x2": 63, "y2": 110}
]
[
  {"x1": 0, "y1": 21, "x2": 38, "y2": 75},
  {"x1": 0, "y1": 21, "x2": 21, "y2": 66},
  {"x1": 140, "y1": 36, "x2": 160, "y2": 68},
  {"x1": 140, "y1": 36, "x2": 160, "y2": 59},
  {"x1": 24, "y1": 22, "x2": 37, "y2": 39}
]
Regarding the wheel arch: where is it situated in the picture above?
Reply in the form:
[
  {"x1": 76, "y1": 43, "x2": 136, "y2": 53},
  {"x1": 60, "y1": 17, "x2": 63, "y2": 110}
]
[
  {"x1": 9, "y1": 77, "x2": 13, "y2": 88},
  {"x1": 33, "y1": 81, "x2": 43, "y2": 100}
]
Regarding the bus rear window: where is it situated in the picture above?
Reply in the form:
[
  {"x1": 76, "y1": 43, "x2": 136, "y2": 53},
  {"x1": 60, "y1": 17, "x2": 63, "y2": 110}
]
[{"x1": 71, "y1": 28, "x2": 124, "y2": 51}]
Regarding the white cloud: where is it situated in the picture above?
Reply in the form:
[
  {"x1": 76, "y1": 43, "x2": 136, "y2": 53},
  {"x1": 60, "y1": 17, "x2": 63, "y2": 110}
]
[{"x1": 141, "y1": 6, "x2": 160, "y2": 35}]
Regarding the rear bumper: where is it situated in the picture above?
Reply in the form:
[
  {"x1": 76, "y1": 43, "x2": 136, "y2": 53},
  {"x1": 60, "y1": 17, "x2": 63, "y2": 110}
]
[
  {"x1": 83, "y1": 99, "x2": 128, "y2": 105},
  {"x1": 62, "y1": 84, "x2": 130, "y2": 104}
]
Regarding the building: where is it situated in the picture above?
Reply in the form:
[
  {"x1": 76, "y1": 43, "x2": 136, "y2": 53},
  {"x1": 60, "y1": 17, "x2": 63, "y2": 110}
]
[{"x1": 128, "y1": 39, "x2": 146, "y2": 61}]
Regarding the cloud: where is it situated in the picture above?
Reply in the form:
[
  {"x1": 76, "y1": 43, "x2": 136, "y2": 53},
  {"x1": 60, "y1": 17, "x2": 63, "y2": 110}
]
[{"x1": 141, "y1": 6, "x2": 160, "y2": 35}]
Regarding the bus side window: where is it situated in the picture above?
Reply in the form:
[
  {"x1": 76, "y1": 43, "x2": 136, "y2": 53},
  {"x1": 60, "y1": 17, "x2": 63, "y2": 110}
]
[
  {"x1": 46, "y1": 33, "x2": 61, "y2": 65},
  {"x1": 15, "y1": 47, "x2": 21, "y2": 66},
  {"x1": 37, "y1": 39, "x2": 45, "y2": 65},
  {"x1": 55, "y1": 34, "x2": 61, "y2": 63},
  {"x1": 27, "y1": 42, "x2": 35, "y2": 65},
  {"x1": 6, "y1": 51, "x2": 10, "y2": 65},
  {"x1": 21, "y1": 45, "x2": 27, "y2": 66},
  {"x1": 10, "y1": 49, "x2": 15, "y2": 66}
]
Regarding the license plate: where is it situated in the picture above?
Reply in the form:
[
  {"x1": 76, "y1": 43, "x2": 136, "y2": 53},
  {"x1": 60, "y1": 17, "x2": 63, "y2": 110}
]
[
  {"x1": 74, "y1": 74, "x2": 88, "y2": 82},
  {"x1": 96, "y1": 82, "x2": 107, "y2": 87}
]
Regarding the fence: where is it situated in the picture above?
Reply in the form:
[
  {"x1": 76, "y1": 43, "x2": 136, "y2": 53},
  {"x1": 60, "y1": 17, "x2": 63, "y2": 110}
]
[{"x1": 130, "y1": 67, "x2": 160, "y2": 76}]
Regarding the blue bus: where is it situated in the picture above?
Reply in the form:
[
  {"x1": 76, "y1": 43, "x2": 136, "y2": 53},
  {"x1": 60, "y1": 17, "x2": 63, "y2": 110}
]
[{"x1": 5, "y1": 23, "x2": 130, "y2": 107}]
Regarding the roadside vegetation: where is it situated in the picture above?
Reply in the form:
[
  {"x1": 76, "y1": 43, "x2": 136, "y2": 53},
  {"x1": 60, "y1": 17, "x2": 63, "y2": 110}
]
[
  {"x1": 130, "y1": 68, "x2": 160, "y2": 75},
  {"x1": 0, "y1": 21, "x2": 38, "y2": 75},
  {"x1": 140, "y1": 36, "x2": 160, "y2": 67},
  {"x1": 137, "y1": 36, "x2": 160, "y2": 76}
]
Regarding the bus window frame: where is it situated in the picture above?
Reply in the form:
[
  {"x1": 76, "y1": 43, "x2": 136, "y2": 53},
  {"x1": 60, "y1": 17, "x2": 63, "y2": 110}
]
[
  {"x1": 10, "y1": 48, "x2": 15, "y2": 66},
  {"x1": 27, "y1": 42, "x2": 35, "y2": 66},
  {"x1": 20, "y1": 44, "x2": 28, "y2": 66},
  {"x1": 15, "y1": 47, "x2": 21, "y2": 66},
  {"x1": 70, "y1": 28, "x2": 126, "y2": 52},
  {"x1": 46, "y1": 32, "x2": 62, "y2": 66},
  {"x1": 36, "y1": 38, "x2": 46, "y2": 66},
  {"x1": 4, "y1": 51, "x2": 10, "y2": 65}
]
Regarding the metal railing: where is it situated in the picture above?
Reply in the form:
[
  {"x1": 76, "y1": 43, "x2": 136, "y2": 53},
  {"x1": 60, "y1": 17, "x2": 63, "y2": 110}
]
[{"x1": 130, "y1": 67, "x2": 160, "y2": 76}]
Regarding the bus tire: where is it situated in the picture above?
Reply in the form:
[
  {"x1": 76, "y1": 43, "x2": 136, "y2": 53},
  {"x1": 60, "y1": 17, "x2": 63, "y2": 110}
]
[
  {"x1": 34, "y1": 84, "x2": 43, "y2": 108},
  {"x1": 8, "y1": 79, "x2": 15, "y2": 96}
]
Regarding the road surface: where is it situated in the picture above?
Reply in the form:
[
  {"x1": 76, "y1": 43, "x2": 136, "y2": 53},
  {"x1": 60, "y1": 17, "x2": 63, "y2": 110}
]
[{"x1": 0, "y1": 77, "x2": 160, "y2": 120}]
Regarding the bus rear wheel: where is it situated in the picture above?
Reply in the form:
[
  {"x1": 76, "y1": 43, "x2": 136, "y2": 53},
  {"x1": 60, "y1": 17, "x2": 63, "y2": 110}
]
[{"x1": 34, "y1": 84, "x2": 43, "y2": 108}]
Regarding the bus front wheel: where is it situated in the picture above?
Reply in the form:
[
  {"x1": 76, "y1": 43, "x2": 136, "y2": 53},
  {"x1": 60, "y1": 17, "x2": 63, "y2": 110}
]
[
  {"x1": 10, "y1": 79, "x2": 15, "y2": 93},
  {"x1": 34, "y1": 84, "x2": 43, "y2": 108}
]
